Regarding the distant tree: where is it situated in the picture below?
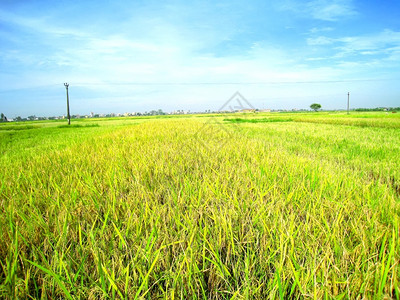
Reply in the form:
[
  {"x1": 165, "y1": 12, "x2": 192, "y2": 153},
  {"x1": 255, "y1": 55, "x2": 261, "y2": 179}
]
[
  {"x1": 1, "y1": 113, "x2": 7, "y2": 122},
  {"x1": 15, "y1": 116, "x2": 22, "y2": 121},
  {"x1": 27, "y1": 115, "x2": 36, "y2": 121},
  {"x1": 310, "y1": 103, "x2": 322, "y2": 111}
]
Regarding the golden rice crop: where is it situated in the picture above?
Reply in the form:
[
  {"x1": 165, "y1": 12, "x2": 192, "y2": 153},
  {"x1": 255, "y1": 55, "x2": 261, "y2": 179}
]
[{"x1": 0, "y1": 113, "x2": 399, "y2": 299}]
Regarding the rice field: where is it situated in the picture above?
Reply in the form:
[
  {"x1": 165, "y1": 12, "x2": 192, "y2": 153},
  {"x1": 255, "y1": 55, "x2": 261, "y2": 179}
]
[{"x1": 0, "y1": 112, "x2": 399, "y2": 299}]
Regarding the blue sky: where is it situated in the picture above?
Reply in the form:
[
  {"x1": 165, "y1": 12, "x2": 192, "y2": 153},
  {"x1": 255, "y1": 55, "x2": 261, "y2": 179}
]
[{"x1": 0, "y1": 0, "x2": 399, "y2": 117}]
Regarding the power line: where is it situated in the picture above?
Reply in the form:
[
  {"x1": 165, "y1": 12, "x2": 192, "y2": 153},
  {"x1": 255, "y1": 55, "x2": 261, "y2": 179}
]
[
  {"x1": 0, "y1": 83, "x2": 61, "y2": 93},
  {"x1": 0, "y1": 77, "x2": 398, "y2": 93},
  {"x1": 73, "y1": 78, "x2": 397, "y2": 86}
]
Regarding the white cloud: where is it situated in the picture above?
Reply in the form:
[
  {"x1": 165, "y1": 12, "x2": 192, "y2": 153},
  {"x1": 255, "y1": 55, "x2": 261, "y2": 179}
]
[
  {"x1": 308, "y1": 0, "x2": 357, "y2": 21},
  {"x1": 306, "y1": 29, "x2": 400, "y2": 67},
  {"x1": 336, "y1": 29, "x2": 400, "y2": 53},
  {"x1": 277, "y1": 0, "x2": 356, "y2": 21},
  {"x1": 0, "y1": 9, "x2": 87, "y2": 38},
  {"x1": 307, "y1": 36, "x2": 334, "y2": 45},
  {"x1": 309, "y1": 27, "x2": 334, "y2": 33}
]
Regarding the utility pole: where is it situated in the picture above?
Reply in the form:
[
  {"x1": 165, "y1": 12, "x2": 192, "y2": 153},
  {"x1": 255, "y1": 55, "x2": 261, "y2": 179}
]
[
  {"x1": 347, "y1": 92, "x2": 350, "y2": 115},
  {"x1": 64, "y1": 83, "x2": 71, "y2": 125}
]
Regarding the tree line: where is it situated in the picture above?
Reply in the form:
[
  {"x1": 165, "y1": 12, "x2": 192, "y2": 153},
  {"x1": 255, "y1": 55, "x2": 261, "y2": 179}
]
[{"x1": 354, "y1": 107, "x2": 400, "y2": 112}]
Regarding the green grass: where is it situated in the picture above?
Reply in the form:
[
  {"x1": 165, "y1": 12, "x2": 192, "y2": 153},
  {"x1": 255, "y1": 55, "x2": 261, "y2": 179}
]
[
  {"x1": 224, "y1": 117, "x2": 294, "y2": 123},
  {"x1": 57, "y1": 124, "x2": 100, "y2": 128},
  {"x1": 0, "y1": 112, "x2": 399, "y2": 299},
  {"x1": 225, "y1": 111, "x2": 400, "y2": 129},
  {"x1": 0, "y1": 124, "x2": 42, "y2": 131}
]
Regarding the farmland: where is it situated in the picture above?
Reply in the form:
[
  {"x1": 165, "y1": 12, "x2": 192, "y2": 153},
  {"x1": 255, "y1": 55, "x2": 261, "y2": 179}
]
[{"x1": 0, "y1": 112, "x2": 399, "y2": 299}]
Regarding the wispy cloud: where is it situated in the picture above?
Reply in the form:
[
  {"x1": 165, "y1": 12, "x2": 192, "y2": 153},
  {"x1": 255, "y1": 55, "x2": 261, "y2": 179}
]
[
  {"x1": 308, "y1": 0, "x2": 356, "y2": 21},
  {"x1": 336, "y1": 29, "x2": 400, "y2": 54},
  {"x1": 309, "y1": 27, "x2": 334, "y2": 34},
  {"x1": 0, "y1": 9, "x2": 86, "y2": 38},
  {"x1": 307, "y1": 29, "x2": 400, "y2": 66},
  {"x1": 307, "y1": 36, "x2": 334, "y2": 45},
  {"x1": 278, "y1": 0, "x2": 356, "y2": 21}
]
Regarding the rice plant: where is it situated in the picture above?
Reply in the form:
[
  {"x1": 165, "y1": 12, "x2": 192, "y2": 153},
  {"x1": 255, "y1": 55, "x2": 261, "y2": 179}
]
[{"x1": 0, "y1": 112, "x2": 399, "y2": 298}]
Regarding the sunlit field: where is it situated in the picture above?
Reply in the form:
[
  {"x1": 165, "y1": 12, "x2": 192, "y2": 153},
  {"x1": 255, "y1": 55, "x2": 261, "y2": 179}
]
[{"x1": 1, "y1": 112, "x2": 399, "y2": 299}]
